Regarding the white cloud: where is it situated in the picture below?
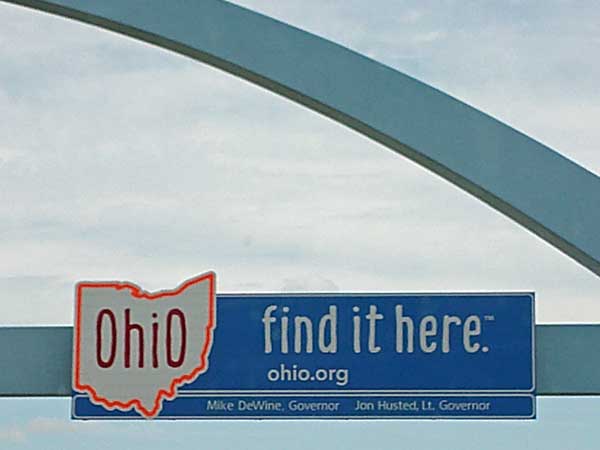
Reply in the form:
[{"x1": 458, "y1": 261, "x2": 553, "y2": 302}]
[
  {"x1": 0, "y1": 416, "x2": 110, "y2": 444},
  {"x1": 0, "y1": 428, "x2": 25, "y2": 444},
  {"x1": 411, "y1": 30, "x2": 445, "y2": 44},
  {"x1": 281, "y1": 274, "x2": 340, "y2": 292}
]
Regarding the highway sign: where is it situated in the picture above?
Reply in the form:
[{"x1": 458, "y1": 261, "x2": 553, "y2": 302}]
[{"x1": 72, "y1": 274, "x2": 535, "y2": 419}]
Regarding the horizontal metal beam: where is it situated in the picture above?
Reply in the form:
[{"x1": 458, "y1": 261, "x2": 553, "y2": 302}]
[
  {"x1": 0, "y1": 325, "x2": 598, "y2": 396},
  {"x1": 535, "y1": 324, "x2": 600, "y2": 395},
  {"x1": 0, "y1": 326, "x2": 72, "y2": 396}
]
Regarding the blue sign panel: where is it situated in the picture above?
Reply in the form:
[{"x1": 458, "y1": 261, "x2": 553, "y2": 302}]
[{"x1": 72, "y1": 291, "x2": 535, "y2": 419}]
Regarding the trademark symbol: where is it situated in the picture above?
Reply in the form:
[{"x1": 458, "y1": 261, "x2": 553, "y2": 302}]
[{"x1": 484, "y1": 315, "x2": 495, "y2": 321}]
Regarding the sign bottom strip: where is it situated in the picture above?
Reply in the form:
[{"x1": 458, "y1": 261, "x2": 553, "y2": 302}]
[{"x1": 73, "y1": 394, "x2": 535, "y2": 419}]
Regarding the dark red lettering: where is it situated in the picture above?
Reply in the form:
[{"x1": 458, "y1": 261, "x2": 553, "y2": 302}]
[
  {"x1": 96, "y1": 309, "x2": 116, "y2": 368},
  {"x1": 152, "y1": 313, "x2": 159, "y2": 368},
  {"x1": 166, "y1": 308, "x2": 186, "y2": 368},
  {"x1": 124, "y1": 308, "x2": 144, "y2": 368}
]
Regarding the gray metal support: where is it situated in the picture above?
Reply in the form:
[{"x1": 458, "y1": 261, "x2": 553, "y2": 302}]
[
  {"x1": 536, "y1": 325, "x2": 600, "y2": 395},
  {"x1": 0, "y1": 325, "x2": 598, "y2": 396},
  {"x1": 0, "y1": 327, "x2": 72, "y2": 396}
]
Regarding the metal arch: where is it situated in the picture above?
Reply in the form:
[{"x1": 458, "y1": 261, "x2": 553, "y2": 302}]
[{"x1": 3, "y1": 0, "x2": 600, "y2": 277}]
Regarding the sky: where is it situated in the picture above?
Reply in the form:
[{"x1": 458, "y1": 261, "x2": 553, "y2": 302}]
[{"x1": 0, "y1": 0, "x2": 600, "y2": 448}]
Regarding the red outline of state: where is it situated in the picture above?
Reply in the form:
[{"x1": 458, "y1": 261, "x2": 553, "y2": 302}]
[{"x1": 73, "y1": 272, "x2": 216, "y2": 418}]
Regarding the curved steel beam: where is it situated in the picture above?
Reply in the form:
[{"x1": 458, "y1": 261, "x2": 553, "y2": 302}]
[{"x1": 3, "y1": 0, "x2": 600, "y2": 276}]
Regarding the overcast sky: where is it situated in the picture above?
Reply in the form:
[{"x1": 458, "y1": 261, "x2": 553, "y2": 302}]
[
  {"x1": 1, "y1": 1, "x2": 600, "y2": 325},
  {"x1": 2, "y1": 0, "x2": 600, "y2": 326},
  {"x1": 1, "y1": 0, "x2": 600, "y2": 448}
]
